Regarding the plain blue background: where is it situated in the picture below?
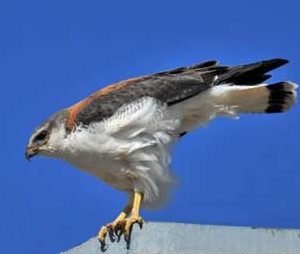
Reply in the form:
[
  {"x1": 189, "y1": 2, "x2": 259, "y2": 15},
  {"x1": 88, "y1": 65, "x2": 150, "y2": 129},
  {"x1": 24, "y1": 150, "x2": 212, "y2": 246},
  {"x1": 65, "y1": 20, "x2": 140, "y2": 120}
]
[{"x1": 1, "y1": 0, "x2": 299, "y2": 253}]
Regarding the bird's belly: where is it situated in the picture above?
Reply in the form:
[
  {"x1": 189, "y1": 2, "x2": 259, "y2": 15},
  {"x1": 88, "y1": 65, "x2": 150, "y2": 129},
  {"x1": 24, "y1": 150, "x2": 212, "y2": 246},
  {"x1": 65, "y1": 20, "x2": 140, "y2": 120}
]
[{"x1": 64, "y1": 153, "x2": 132, "y2": 191}]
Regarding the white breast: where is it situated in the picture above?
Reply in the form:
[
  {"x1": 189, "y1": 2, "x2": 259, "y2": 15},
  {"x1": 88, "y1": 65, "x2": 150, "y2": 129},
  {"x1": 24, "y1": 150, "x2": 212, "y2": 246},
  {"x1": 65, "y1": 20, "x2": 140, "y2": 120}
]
[{"x1": 55, "y1": 97, "x2": 182, "y2": 208}]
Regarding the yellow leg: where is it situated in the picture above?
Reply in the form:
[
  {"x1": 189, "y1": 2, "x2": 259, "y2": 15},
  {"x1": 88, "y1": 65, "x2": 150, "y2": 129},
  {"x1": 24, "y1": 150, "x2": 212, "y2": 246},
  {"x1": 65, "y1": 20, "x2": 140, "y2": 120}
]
[
  {"x1": 98, "y1": 200, "x2": 132, "y2": 244},
  {"x1": 131, "y1": 192, "x2": 142, "y2": 217},
  {"x1": 123, "y1": 192, "x2": 143, "y2": 243},
  {"x1": 97, "y1": 192, "x2": 143, "y2": 249},
  {"x1": 110, "y1": 203, "x2": 131, "y2": 227}
]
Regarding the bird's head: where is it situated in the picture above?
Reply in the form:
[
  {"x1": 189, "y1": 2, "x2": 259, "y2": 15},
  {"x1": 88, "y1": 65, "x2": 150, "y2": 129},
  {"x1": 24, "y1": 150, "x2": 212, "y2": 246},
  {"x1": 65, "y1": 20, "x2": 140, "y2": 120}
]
[{"x1": 25, "y1": 110, "x2": 68, "y2": 161}]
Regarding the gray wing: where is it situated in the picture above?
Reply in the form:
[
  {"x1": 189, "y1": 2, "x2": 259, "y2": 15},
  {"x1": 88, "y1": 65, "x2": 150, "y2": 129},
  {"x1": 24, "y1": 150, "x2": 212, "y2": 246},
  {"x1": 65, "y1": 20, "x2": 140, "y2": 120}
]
[
  {"x1": 69, "y1": 59, "x2": 288, "y2": 127},
  {"x1": 73, "y1": 61, "x2": 227, "y2": 126}
]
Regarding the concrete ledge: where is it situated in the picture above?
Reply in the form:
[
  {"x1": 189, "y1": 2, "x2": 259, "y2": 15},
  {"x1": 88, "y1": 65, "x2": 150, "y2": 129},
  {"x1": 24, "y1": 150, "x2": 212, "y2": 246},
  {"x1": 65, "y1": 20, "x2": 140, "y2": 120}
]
[{"x1": 61, "y1": 222, "x2": 300, "y2": 254}]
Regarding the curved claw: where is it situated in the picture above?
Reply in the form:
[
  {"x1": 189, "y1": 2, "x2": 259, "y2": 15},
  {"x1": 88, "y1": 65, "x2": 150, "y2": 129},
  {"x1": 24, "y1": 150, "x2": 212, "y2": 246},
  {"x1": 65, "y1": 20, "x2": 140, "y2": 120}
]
[
  {"x1": 123, "y1": 216, "x2": 143, "y2": 248},
  {"x1": 113, "y1": 222, "x2": 125, "y2": 242},
  {"x1": 137, "y1": 218, "x2": 144, "y2": 229},
  {"x1": 99, "y1": 237, "x2": 108, "y2": 252},
  {"x1": 98, "y1": 226, "x2": 109, "y2": 251},
  {"x1": 108, "y1": 227, "x2": 116, "y2": 242},
  {"x1": 98, "y1": 217, "x2": 144, "y2": 250}
]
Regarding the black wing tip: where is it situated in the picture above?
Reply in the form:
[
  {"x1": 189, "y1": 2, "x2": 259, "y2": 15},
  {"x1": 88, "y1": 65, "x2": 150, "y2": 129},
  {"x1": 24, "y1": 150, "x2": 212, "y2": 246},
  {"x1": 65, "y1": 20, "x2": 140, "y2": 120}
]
[
  {"x1": 188, "y1": 60, "x2": 218, "y2": 69},
  {"x1": 216, "y1": 58, "x2": 290, "y2": 85},
  {"x1": 263, "y1": 58, "x2": 289, "y2": 68}
]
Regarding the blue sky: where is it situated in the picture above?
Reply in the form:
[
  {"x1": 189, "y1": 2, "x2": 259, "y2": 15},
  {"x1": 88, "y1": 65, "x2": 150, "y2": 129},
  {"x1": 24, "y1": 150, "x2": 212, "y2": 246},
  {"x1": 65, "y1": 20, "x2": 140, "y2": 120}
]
[{"x1": 1, "y1": 0, "x2": 299, "y2": 253}]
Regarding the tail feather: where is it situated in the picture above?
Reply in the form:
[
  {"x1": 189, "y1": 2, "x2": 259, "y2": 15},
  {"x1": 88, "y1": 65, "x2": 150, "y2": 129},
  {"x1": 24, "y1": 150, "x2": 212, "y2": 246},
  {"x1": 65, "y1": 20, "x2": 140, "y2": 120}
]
[
  {"x1": 266, "y1": 82, "x2": 297, "y2": 113},
  {"x1": 217, "y1": 81, "x2": 297, "y2": 114},
  {"x1": 174, "y1": 58, "x2": 297, "y2": 135}
]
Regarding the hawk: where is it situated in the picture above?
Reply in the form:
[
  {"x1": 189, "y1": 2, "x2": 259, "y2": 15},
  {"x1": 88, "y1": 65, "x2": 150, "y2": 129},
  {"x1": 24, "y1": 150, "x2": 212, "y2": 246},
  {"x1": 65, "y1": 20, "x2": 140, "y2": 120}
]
[{"x1": 25, "y1": 59, "x2": 297, "y2": 249}]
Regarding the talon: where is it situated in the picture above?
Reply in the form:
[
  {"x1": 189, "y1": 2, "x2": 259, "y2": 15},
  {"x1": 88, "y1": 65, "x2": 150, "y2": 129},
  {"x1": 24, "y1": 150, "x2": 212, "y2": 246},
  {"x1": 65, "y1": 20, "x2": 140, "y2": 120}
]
[
  {"x1": 98, "y1": 218, "x2": 128, "y2": 246},
  {"x1": 124, "y1": 223, "x2": 133, "y2": 250},
  {"x1": 107, "y1": 224, "x2": 116, "y2": 235},
  {"x1": 96, "y1": 192, "x2": 143, "y2": 249},
  {"x1": 114, "y1": 226, "x2": 121, "y2": 236},
  {"x1": 123, "y1": 215, "x2": 143, "y2": 248},
  {"x1": 98, "y1": 226, "x2": 108, "y2": 251},
  {"x1": 116, "y1": 231, "x2": 123, "y2": 242},
  {"x1": 114, "y1": 222, "x2": 124, "y2": 239},
  {"x1": 137, "y1": 218, "x2": 144, "y2": 229},
  {"x1": 108, "y1": 227, "x2": 116, "y2": 242},
  {"x1": 98, "y1": 225, "x2": 108, "y2": 243},
  {"x1": 100, "y1": 241, "x2": 108, "y2": 252},
  {"x1": 124, "y1": 223, "x2": 133, "y2": 240},
  {"x1": 124, "y1": 229, "x2": 131, "y2": 245}
]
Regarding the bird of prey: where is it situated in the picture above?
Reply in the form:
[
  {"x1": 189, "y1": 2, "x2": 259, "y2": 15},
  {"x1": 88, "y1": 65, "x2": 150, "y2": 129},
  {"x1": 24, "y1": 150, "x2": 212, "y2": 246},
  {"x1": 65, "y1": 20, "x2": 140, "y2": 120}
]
[{"x1": 26, "y1": 58, "x2": 297, "y2": 249}]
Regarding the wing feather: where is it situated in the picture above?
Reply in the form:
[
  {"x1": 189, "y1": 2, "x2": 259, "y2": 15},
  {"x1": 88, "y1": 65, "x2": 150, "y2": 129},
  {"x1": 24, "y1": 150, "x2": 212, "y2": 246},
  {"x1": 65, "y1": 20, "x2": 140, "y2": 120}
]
[{"x1": 67, "y1": 58, "x2": 288, "y2": 129}]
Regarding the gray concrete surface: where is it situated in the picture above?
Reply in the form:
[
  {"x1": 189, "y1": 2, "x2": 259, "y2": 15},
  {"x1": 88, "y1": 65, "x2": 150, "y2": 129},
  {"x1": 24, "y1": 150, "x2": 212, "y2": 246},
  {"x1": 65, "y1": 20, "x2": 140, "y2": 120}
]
[{"x1": 61, "y1": 221, "x2": 300, "y2": 254}]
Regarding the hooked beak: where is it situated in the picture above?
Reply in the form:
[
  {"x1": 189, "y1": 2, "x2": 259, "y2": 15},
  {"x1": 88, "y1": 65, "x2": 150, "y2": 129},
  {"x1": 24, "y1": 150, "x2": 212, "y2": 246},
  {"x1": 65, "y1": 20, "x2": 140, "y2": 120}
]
[{"x1": 25, "y1": 146, "x2": 38, "y2": 161}]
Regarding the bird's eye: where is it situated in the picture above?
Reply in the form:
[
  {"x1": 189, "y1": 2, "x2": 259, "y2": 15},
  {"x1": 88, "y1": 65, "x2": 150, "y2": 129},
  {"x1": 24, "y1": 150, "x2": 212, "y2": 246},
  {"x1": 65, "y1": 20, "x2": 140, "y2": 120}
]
[{"x1": 34, "y1": 130, "x2": 47, "y2": 142}]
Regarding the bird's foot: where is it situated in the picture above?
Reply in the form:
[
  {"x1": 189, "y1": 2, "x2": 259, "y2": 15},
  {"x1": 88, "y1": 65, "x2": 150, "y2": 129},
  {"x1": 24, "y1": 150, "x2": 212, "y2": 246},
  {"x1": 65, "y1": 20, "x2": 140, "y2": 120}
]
[
  {"x1": 97, "y1": 215, "x2": 143, "y2": 250},
  {"x1": 98, "y1": 225, "x2": 110, "y2": 251},
  {"x1": 123, "y1": 215, "x2": 143, "y2": 247}
]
